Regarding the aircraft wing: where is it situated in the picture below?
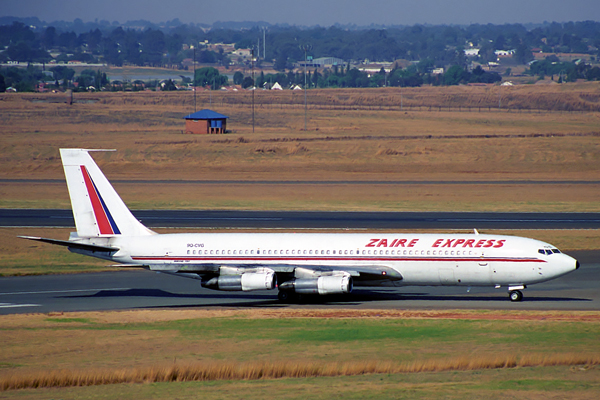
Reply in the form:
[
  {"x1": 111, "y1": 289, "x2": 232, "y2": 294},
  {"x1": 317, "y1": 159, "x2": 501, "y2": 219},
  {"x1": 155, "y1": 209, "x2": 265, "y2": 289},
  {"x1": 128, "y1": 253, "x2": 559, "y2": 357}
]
[{"x1": 147, "y1": 262, "x2": 403, "y2": 283}]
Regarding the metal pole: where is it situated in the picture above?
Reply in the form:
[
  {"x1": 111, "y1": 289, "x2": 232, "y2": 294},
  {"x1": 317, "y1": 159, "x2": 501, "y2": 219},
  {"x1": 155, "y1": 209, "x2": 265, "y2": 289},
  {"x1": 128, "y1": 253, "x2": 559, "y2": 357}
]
[
  {"x1": 304, "y1": 48, "x2": 307, "y2": 131},
  {"x1": 252, "y1": 48, "x2": 255, "y2": 133},
  {"x1": 192, "y1": 45, "x2": 196, "y2": 112},
  {"x1": 300, "y1": 44, "x2": 311, "y2": 131}
]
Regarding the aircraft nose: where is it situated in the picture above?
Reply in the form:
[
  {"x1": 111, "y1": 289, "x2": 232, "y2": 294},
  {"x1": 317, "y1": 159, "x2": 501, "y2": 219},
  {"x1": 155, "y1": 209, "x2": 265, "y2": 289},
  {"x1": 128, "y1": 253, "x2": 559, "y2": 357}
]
[{"x1": 575, "y1": 260, "x2": 580, "y2": 270}]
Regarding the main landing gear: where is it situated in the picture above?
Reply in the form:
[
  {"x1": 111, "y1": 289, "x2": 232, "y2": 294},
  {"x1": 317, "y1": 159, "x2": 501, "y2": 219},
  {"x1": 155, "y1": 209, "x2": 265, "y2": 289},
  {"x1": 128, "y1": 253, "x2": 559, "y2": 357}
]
[{"x1": 278, "y1": 290, "x2": 303, "y2": 303}]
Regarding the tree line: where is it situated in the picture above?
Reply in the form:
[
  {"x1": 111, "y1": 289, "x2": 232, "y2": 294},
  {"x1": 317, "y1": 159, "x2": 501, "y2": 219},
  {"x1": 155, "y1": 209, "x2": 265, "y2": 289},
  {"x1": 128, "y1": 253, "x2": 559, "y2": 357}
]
[{"x1": 2, "y1": 19, "x2": 600, "y2": 68}]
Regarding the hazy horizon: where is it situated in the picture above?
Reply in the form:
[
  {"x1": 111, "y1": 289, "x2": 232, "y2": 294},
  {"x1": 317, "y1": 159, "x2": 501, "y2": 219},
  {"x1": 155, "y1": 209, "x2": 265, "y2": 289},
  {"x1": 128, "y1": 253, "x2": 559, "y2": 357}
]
[{"x1": 3, "y1": 0, "x2": 600, "y2": 27}]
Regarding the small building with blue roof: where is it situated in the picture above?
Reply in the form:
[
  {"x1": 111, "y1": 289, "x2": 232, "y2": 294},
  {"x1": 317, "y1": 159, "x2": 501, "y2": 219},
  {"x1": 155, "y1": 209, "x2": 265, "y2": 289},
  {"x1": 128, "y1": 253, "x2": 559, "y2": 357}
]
[{"x1": 183, "y1": 109, "x2": 228, "y2": 134}]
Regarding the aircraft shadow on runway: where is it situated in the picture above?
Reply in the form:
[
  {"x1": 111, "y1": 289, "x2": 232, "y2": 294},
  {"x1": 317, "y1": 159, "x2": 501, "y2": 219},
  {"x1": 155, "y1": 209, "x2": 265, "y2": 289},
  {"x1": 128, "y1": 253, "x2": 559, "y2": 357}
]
[{"x1": 59, "y1": 288, "x2": 591, "y2": 306}]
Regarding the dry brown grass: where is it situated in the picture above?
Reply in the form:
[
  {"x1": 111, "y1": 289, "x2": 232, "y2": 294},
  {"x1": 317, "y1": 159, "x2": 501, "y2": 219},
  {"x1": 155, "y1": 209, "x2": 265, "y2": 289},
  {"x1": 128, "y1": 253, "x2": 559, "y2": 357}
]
[
  {"x1": 1, "y1": 87, "x2": 599, "y2": 212},
  {"x1": 2, "y1": 353, "x2": 598, "y2": 391},
  {"x1": 44, "y1": 82, "x2": 599, "y2": 111},
  {"x1": 1, "y1": 309, "x2": 598, "y2": 391}
]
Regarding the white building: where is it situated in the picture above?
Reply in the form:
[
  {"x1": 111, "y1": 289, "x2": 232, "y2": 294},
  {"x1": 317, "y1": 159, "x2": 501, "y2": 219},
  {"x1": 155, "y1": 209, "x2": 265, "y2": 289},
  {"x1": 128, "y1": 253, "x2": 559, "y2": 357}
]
[{"x1": 464, "y1": 48, "x2": 480, "y2": 57}]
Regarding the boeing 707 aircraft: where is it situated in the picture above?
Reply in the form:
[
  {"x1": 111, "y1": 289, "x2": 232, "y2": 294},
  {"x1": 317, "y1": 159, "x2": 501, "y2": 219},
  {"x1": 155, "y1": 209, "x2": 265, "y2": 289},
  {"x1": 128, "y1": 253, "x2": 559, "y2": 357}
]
[{"x1": 20, "y1": 149, "x2": 579, "y2": 302}]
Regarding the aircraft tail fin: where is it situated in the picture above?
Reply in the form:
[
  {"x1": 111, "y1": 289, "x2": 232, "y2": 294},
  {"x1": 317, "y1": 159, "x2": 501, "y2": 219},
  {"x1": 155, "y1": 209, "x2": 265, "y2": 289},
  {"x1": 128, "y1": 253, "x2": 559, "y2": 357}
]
[{"x1": 60, "y1": 149, "x2": 155, "y2": 238}]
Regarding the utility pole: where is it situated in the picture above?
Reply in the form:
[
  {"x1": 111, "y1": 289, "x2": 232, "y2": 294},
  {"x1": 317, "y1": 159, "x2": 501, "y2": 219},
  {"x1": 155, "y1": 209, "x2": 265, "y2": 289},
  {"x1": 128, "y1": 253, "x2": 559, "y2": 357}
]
[
  {"x1": 251, "y1": 47, "x2": 255, "y2": 133},
  {"x1": 192, "y1": 45, "x2": 196, "y2": 112},
  {"x1": 300, "y1": 44, "x2": 312, "y2": 131}
]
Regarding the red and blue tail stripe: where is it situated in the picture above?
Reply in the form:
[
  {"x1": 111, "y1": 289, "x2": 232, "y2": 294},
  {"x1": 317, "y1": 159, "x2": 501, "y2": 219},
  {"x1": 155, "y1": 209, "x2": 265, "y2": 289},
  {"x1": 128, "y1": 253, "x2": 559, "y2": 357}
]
[{"x1": 81, "y1": 165, "x2": 121, "y2": 235}]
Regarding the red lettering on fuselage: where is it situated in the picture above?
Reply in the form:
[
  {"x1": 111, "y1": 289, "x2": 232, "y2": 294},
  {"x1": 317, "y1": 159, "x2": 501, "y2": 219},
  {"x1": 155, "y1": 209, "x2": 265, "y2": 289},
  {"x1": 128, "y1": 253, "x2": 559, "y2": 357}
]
[
  {"x1": 394, "y1": 239, "x2": 407, "y2": 247},
  {"x1": 452, "y1": 239, "x2": 465, "y2": 247},
  {"x1": 366, "y1": 239, "x2": 379, "y2": 247},
  {"x1": 493, "y1": 239, "x2": 505, "y2": 248},
  {"x1": 366, "y1": 238, "x2": 506, "y2": 249},
  {"x1": 441, "y1": 239, "x2": 454, "y2": 247}
]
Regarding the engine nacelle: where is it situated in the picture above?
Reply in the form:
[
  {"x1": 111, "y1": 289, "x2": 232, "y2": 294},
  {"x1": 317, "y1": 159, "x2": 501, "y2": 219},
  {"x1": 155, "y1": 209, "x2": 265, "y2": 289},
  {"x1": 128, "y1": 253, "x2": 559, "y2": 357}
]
[
  {"x1": 281, "y1": 273, "x2": 353, "y2": 295},
  {"x1": 202, "y1": 267, "x2": 276, "y2": 291}
]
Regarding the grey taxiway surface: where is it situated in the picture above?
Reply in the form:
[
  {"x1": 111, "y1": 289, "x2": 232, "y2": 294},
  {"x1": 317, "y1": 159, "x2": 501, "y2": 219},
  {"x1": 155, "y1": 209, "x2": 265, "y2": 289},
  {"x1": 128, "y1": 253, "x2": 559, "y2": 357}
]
[
  {"x1": 1, "y1": 209, "x2": 598, "y2": 314},
  {"x1": 3, "y1": 209, "x2": 600, "y2": 229}
]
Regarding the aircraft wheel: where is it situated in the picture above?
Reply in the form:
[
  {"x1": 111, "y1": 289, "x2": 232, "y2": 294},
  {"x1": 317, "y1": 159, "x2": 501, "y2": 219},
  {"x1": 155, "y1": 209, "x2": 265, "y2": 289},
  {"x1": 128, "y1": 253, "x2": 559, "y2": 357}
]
[
  {"x1": 509, "y1": 290, "x2": 523, "y2": 302},
  {"x1": 278, "y1": 290, "x2": 293, "y2": 302}
]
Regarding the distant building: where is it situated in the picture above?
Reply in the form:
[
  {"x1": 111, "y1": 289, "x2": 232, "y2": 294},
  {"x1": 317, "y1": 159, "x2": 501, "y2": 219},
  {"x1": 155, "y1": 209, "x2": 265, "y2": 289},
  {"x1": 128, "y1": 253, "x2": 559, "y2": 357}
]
[
  {"x1": 298, "y1": 57, "x2": 346, "y2": 68},
  {"x1": 494, "y1": 50, "x2": 515, "y2": 57},
  {"x1": 464, "y1": 48, "x2": 480, "y2": 57},
  {"x1": 183, "y1": 109, "x2": 228, "y2": 134}
]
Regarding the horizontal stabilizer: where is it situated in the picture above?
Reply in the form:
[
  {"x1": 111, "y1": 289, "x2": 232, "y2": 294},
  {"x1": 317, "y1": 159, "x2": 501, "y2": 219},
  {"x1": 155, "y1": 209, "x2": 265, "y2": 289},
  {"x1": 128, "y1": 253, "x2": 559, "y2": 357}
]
[{"x1": 18, "y1": 236, "x2": 119, "y2": 253}]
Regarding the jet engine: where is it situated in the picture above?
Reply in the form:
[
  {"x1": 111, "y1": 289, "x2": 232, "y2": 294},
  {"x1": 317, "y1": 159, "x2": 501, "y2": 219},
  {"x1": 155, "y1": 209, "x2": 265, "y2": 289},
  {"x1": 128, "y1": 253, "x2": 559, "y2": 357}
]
[
  {"x1": 279, "y1": 270, "x2": 353, "y2": 295},
  {"x1": 202, "y1": 267, "x2": 276, "y2": 291}
]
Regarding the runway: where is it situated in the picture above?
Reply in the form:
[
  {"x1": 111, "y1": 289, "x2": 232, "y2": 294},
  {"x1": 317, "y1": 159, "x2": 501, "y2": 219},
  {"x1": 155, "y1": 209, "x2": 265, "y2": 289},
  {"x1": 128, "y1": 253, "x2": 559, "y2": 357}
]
[
  {"x1": 2, "y1": 209, "x2": 598, "y2": 314},
  {"x1": 3, "y1": 209, "x2": 600, "y2": 229},
  {"x1": 0, "y1": 250, "x2": 597, "y2": 315}
]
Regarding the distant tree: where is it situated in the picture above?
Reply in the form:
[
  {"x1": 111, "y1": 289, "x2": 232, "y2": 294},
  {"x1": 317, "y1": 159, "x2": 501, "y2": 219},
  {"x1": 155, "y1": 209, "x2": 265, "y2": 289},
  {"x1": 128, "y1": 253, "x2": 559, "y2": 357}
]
[
  {"x1": 57, "y1": 31, "x2": 77, "y2": 49},
  {"x1": 50, "y1": 65, "x2": 75, "y2": 83},
  {"x1": 256, "y1": 71, "x2": 265, "y2": 88},
  {"x1": 76, "y1": 69, "x2": 96, "y2": 90},
  {"x1": 241, "y1": 76, "x2": 254, "y2": 89},
  {"x1": 6, "y1": 41, "x2": 51, "y2": 62},
  {"x1": 95, "y1": 70, "x2": 109, "y2": 89},
  {"x1": 160, "y1": 79, "x2": 177, "y2": 91},
  {"x1": 194, "y1": 67, "x2": 227, "y2": 88},
  {"x1": 469, "y1": 66, "x2": 501, "y2": 83},
  {"x1": 515, "y1": 43, "x2": 533, "y2": 64},
  {"x1": 312, "y1": 68, "x2": 320, "y2": 88},
  {"x1": 274, "y1": 55, "x2": 287, "y2": 71},
  {"x1": 233, "y1": 71, "x2": 244, "y2": 85},
  {"x1": 0, "y1": 74, "x2": 5, "y2": 92},
  {"x1": 42, "y1": 26, "x2": 57, "y2": 49},
  {"x1": 443, "y1": 65, "x2": 467, "y2": 85},
  {"x1": 344, "y1": 68, "x2": 369, "y2": 87}
]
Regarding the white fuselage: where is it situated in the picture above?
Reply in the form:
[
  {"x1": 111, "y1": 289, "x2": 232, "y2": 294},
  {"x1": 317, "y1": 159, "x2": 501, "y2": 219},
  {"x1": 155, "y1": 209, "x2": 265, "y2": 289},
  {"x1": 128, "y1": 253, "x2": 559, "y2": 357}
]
[{"x1": 82, "y1": 232, "x2": 578, "y2": 288}]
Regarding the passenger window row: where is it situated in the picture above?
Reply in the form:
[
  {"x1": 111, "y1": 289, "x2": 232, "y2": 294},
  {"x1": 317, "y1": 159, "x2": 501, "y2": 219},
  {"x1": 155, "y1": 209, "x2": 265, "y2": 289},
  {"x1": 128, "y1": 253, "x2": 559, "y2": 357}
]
[{"x1": 185, "y1": 249, "x2": 478, "y2": 256}]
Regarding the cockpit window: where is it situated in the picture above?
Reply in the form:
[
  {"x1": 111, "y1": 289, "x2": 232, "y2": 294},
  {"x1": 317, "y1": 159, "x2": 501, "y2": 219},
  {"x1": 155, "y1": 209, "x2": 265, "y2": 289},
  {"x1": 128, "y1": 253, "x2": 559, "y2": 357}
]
[
  {"x1": 538, "y1": 249, "x2": 545, "y2": 255},
  {"x1": 552, "y1": 249, "x2": 561, "y2": 254},
  {"x1": 545, "y1": 250, "x2": 553, "y2": 255}
]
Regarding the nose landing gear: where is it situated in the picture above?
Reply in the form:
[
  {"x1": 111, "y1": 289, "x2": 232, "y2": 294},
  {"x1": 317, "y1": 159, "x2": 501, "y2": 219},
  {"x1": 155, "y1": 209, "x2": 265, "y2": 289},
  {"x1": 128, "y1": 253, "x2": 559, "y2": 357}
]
[{"x1": 509, "y1": 290, "x2": 523, "y2": 302}]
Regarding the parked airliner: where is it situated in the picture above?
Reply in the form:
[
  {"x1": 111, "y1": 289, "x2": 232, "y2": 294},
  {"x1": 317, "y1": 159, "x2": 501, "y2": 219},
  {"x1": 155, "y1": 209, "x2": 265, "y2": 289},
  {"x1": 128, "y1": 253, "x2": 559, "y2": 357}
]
[{"x1": 20, "y1": 149, "x2": 579, "y2": 302}]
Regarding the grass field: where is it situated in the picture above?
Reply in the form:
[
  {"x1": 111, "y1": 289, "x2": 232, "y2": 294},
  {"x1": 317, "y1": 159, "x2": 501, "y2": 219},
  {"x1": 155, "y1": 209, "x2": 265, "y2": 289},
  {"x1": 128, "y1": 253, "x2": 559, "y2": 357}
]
[
  {"x1": 1, "y1": 86, "x2": 599, "y2": 399},
  {"x1": 0, "y1": 309, "x2": 599, "y2": 398}
]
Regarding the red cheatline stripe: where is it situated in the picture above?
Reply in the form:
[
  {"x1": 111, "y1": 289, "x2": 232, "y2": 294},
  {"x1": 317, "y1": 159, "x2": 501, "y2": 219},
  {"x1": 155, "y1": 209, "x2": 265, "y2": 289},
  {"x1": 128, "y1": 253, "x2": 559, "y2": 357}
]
[
  {"x1": 131, "y1": 256, "x2": 545, "y2": 263},
  {"x1": 81, "y1": 165, "x2": 114, "y2": 235}
]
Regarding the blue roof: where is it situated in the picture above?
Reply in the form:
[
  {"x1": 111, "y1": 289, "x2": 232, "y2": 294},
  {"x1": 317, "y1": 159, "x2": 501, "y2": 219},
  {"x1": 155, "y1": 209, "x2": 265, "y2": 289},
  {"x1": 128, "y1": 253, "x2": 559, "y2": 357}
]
[{"x1": 184, "y1": 109, "x2": 228, "y2": 120}]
